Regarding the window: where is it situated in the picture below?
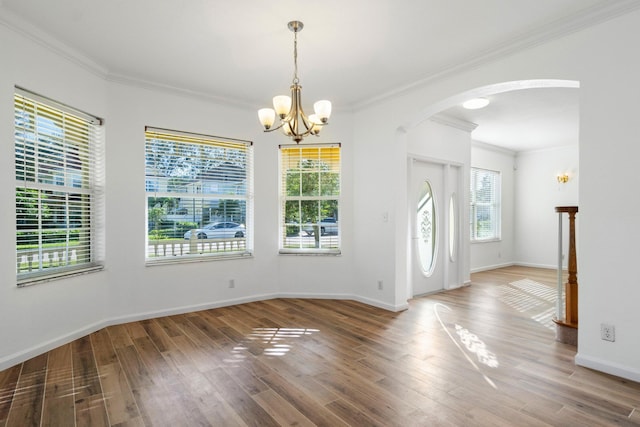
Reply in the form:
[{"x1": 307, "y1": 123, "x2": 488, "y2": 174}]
[
  {"x1": 145, "y1": 127, "x2": 253, "y2": 263},
  {"x1": 417, "y1": 180, "x2": 437, "y2": 275},
  {"x1": 470, "y1": 167, "x2": 501, "y2": 241},
  {"x1": 280, "y1": 144, "x2": 340, "y2": 254},
  {"x1": 15, "y1": 87, "x2": 104, "y2": 285}
]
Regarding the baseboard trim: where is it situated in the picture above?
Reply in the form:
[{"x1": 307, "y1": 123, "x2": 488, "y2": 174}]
[
  {"x1": 0, "y1": 292, "x2": 406, "y2": 371},
  {"x1": 0, "y1": 320, "x2": 107, "y2": 373},
  {"x1": 471, "y1": 262, "x2": 564, "y2": 273},
  {"x1": 514, "y1": 261, "x2": 561, "y2": 270},
  {"x1": 276, "y1": 292, "x2": 408, "y2": 312},
  {"x1": 575, "y1": 353, "x2": 640, "y2": 383},
  {"x1": 470, "y1": 262, "x2": 514, "y2": 273},
  {"x1": 106, "y1": 293, "x2": 279, "y2": 326}
]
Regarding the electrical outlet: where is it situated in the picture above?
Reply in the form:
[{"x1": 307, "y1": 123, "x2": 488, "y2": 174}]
[
  {"x1": 229, "y1": 279, "x2": 235, "y2": 288},
  {"x1": 377, "y1": 280, "x2": 383, "y2": 290},
  {"x1": 601, "y1": 323, "x2": 615, "y2": 342}
]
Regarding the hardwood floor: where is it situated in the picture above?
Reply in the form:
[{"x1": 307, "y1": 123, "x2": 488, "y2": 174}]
[{"x1": 2, "y1": 266, "x2": 639, "y2": 426}]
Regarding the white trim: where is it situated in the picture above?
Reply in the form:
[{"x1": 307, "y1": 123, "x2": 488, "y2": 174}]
[
  {"x1": 17, "y1": 265, "x2": 104, "y2": 287},
  {"x1": 515, "y1": 143, "x2": 579, "y2": 156},
  {"x1": 408, "y1": 154, "x2": 464, "y2": 168},
  {"x1": 470, "y1": 262, "x2": 515, "y2": 273},
  {"x1": 472, "y1": 140, "x2": 517, "y2": 156},
  {"x1": 470, "y1": 262, "x2": 564, "y2": 273},
  {"x1": 278, "y1": 250, "x2": 341, "y2": 256},
  {"x1": 575, "y1": 353, "x2": 640, "y2": 383},
  {"x1": 514, "y1": 261, "x2": 563, "y2": 270},
  {"x1": 430, "y1": 114, "x2": 478, "y2": 132}
]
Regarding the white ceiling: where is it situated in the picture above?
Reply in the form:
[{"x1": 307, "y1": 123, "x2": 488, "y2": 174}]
[
  {"x1": 442, "y1": 87, "x2": 580, "y2": 152},
  {"x1": 2, "y1": 0, "x2": 638, "y2": 151}
]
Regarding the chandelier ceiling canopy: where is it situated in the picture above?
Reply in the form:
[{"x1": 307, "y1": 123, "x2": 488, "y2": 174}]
[{"x1": 258, "y1": 21, "x2": 332, "y2": 143}]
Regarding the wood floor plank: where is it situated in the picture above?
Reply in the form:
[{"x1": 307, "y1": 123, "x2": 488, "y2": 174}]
[
  {"x1": 205, "y1": 367, "x2": 280, "y2": 427},
  {"x1": 259, "y1": 373, "x2": 350, "y2": 427},
  {"x1": 114, "y1": 346, "x2": 155, "y2": 390},
  {"x1": 253, "y1": 389, "x2": 315, "y2": 427},
  {"x1": 0, "y1": 365, "x2": 21, "y2": 426},
  {"x1": 91, "y1": 329, "x2": 119, "y2": 367},
  {"x1": 73, "y1": 341, "x2": 109, "y2": 427},
  {"x1": 41, "y1": 344, "x2": 74, "y2": 427},
  {"x1": 106, "y1": 325, "x2": 135, "y2": 350},
  {"x1": 140, "y1": 320, "x2": 177, "y2": 353},
  {"x1": 324, "y1": 398, "x2": 387, "y2": 427},
  {"x1": 5, "y1": 353, "x2": 47, "y2": 427},
  {"x1": 96, "y1": 362, "x2": 140, "y2": 426}
]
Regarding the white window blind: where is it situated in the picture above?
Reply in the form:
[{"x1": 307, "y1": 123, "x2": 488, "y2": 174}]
[
  {"x1": 470, "y1": 167, "x2": 501, "y2": 241},
  {"x1": 280, "y1": 144, "x2": 341, "y2": 253},
  {"x1": 15, "y1": 87, "x2": 104, "y2": 285},
  {"x1": 145, "y1": 127, "x2": 253, "y2": 262}
]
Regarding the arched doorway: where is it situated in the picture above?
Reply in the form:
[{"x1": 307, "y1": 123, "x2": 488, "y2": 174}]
[{"x1": 396, "y1": 79, "x2": 580, "y2": 302}]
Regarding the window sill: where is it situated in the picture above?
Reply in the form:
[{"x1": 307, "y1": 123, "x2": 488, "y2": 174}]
[
  {"x1": 18, "y1": 265, "x2": 104, "y2": 287},
  {"x1": 279, "y1": 249, "x2": 341, "y2": 256},
  {"x1": 146, "y1": 252, "x2": 253, "y2": 266},
  {"x1": 471, "y1": 238, "x2": 501, "y2": 244}
]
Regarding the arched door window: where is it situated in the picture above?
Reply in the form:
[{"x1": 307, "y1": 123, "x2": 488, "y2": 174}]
[{"x1": 417, "y1": 181, "x2": 437, "y2": 275}]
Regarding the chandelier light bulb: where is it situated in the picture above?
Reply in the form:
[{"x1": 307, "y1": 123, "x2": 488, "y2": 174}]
[
  {"x1": 273, "y1": 95, "x2": 292, "y2": 118},
  {"x1": 308, "y1": 114, "x2": 322, "y2": 135},
  {"x1": 258, "y1": 108, "x2": 276, "y2": 130},
  {"x1": 282, "y1": 122, "x2": 294, "y2": 136},
  {"x1": 313, "y1": 100, "x2": 332, "y2": 123}
]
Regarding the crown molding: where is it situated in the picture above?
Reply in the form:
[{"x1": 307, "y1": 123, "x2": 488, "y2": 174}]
[
  {"x1": 106, "y1": 73, "x2": 255, "y2": 110},
  {"x1": 354, "y1": 0, "x2": 640, "y2": 110},
  {"x1": 515, "y1": 143, "x2": 578, "y2": 156},
  {"x1": 472, "y1": 140, "x2": 516, "y2": 156},
  {"x1": 430, "y1": 113, "x2": 478, "y2": 132},
  {"x1": 0, "y1": 6, "x2": 108, "y2": 79}
]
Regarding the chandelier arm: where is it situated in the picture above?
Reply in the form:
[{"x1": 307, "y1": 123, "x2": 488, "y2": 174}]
[{"x1": 262, "y1": 121, "x2": 287, "y2": 133}]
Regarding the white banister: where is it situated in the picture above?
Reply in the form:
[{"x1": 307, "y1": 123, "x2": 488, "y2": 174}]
[{"x1": 557, "y1": 211, "x2": 563, "y2": 320}]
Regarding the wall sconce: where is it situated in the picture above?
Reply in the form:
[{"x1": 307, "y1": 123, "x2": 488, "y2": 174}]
[{"x1": 557, "y1": 173, "x2": 570, "y2": 183}]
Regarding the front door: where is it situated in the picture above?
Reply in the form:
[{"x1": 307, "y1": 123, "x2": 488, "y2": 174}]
[{"x1": 410, "y1": 160, "x2": 446, "y2": 296}]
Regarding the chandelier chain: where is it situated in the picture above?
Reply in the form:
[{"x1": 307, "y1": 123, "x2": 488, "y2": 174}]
[{"x1": 293, "y1": 31, "x2": 299, "y2": 85}]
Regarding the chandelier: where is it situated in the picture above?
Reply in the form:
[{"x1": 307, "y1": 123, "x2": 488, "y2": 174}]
[{"x1": 258, "y1": 21, "x2": 332, "y2": 143}]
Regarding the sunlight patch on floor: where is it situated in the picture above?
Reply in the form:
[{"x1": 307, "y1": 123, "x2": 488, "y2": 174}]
[
  {"x1": 499, "y1": 278, "x2": 556, "y2": 329},
  {"x1": 435, "y1": 303, "x2": 498, "y2": 389},
  {"x1": 455, "y1": 324, "x2": 499, "y2": 368},
  {"x1": 227, "y1": 328, "x2": 319, "y2": 362}
]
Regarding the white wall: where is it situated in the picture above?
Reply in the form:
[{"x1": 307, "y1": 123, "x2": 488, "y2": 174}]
[
  {"x1": 514, "y1": 146, "x2": 579, "y2": 269},
  {"x1": 470, "y1": 142, "x2": 516, "y2": 272},
  {"x1": 353, "y1": 9, "x2": 640, "y2": 381}
]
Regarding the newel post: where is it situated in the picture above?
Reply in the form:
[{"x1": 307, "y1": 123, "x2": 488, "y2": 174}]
[{"x1": 553, "y1": 206, "x2": 578, "y2": 345}]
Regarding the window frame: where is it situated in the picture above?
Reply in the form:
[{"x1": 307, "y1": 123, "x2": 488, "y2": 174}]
[
  {"x1": 470, "y1": 167, "x2": 501, "y2": 242},
  {"x1": 14, "y1": 87, "x2": 105, "y2": 286},
  {"x1": 279, "y1": 143, "x2": 341, "y2": 255},
  {"x1": 144, "y1": 126, "x2": 253, "y2": 264}
]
